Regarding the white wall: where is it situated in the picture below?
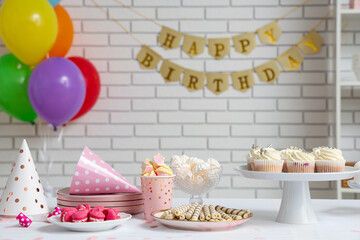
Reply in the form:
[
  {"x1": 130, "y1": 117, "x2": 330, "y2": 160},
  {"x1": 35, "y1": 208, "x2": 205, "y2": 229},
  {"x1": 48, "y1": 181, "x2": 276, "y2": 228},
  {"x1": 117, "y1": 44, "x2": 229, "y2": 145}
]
[{"x1": 0, "y1": 0, "x2": 359, "y2": 199}]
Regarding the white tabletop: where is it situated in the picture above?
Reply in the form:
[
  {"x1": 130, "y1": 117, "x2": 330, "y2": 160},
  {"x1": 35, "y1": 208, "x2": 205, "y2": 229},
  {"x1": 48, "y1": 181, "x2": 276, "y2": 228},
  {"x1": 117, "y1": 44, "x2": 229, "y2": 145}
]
[{"x1": 0, "y1": 198, "x2": 359, "y2": 240}]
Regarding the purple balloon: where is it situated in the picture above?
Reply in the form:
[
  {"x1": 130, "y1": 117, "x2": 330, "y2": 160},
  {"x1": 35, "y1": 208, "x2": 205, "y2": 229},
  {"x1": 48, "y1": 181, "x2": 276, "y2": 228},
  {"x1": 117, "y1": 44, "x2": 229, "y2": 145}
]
[{"x1": 28, "y1": 57, "x2": 85, "y2": 128}]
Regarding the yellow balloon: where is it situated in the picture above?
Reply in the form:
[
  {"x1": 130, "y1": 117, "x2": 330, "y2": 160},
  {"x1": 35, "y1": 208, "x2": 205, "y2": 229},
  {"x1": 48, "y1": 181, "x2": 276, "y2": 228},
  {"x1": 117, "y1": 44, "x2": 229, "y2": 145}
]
[{"x1": 0, "y1": 0, "x2": 58, "y2": 66}]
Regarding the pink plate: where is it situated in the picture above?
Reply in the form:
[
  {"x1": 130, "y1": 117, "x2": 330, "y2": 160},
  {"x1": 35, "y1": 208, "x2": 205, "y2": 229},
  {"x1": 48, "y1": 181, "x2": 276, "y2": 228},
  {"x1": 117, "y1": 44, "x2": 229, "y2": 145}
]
[
  {"x1": 57, "y1": 199, "x2": 144, "y2": 207},
  {"x1": 57, "y1": 204, "x2": 144, "y2": 215},
  {"x1": 152, "y1": 210, "x2": 252, "y2": 231},
  {"x1": 58, "y1": 188, "x2": 143, "y2": 202}
]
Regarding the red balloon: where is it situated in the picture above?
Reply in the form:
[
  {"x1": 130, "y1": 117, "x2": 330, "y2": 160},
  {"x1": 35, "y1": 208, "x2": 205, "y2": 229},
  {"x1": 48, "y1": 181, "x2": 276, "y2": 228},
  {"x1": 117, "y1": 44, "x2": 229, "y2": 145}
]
[{"x1": 68, "y1": 57, "x2": 100, "y2": 121}]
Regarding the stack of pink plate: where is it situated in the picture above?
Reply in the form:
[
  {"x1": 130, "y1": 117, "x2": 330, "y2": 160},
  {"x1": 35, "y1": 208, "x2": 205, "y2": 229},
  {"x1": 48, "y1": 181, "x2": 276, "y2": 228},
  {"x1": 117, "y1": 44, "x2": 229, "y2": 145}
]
[{"x1": 57, "y1": 188, "x2": 144, "y2": 214}]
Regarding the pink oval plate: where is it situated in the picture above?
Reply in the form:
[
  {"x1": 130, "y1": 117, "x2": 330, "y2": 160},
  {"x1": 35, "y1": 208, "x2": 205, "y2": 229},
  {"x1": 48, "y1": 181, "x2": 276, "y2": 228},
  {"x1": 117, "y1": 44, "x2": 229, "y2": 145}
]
[
  {"x1": 57, "y1": 204, "x2": 144, "y2": 215},
  {"x1": 57, "y1": 188, "x2": 143, "y2": 202},
  {"x1": 57, "y1": 198, "x2": 144, "y2": 207},
  {"x1": 152, "y1": 210, "x2": 252, "y2": 231}
]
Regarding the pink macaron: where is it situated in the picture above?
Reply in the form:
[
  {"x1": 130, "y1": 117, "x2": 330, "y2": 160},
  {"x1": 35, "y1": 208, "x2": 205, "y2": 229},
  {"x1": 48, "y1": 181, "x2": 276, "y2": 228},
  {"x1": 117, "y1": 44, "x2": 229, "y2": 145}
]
[
  {"x1": 104, "y1": 208, "x2": 121, "y2": 221},
  {"x1": 60, "y1": 207, "x2": 77, "y2": 222},
  {"x1": 71, "y1": 209, "x2": 89, "y2": 223},
  {"x1": 89, "y1": 207, "x2": 106, "y2": 222},
  {"x1": 76, "y1": 204, "x2": 90, "y2": 211}
]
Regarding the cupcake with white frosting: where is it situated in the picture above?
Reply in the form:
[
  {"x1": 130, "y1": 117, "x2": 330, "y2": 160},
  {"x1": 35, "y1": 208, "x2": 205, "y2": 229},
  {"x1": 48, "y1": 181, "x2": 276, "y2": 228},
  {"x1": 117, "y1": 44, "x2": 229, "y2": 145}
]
[
  {"x1": 281, "y1": 146, "x2": 304, "y2": 172},
  {"x1": 253, "y1": 147, "x2": 283, "y2": 172},
  {"x1": 247, "y1": 145, "x2": 261, "y2": 170},
  {"x1": 283, "y1": 149, "x2": 315, "y2": 173},
  {"x1": 313, "y1": 147, "x2": 346, "y2": 172}
]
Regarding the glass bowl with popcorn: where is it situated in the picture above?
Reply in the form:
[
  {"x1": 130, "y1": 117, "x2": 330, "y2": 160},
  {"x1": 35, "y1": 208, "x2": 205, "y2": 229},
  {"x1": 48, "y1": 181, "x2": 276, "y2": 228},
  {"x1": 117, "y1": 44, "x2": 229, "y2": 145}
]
[{"x1": 170, "y1": 155, "x2": 222, "y2": 205}]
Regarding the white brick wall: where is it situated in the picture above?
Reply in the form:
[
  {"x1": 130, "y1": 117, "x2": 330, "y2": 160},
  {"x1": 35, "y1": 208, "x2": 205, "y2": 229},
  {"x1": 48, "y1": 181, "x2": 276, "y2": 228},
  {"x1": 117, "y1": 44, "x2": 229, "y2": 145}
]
[{"x1": 1, "y1": 0, "x2": 360, "y2": 199}]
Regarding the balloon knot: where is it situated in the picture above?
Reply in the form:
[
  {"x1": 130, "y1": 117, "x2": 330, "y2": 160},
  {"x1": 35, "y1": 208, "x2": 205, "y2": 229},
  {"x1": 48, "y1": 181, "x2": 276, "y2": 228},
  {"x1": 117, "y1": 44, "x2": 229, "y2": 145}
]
[{"x1": 53, "y1": 126, "x2": 57, "y2": 132}]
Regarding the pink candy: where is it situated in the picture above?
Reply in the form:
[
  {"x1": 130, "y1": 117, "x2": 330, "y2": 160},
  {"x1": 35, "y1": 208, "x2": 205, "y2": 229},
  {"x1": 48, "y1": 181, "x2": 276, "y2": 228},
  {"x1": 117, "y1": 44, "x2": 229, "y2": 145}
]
[
  {"x1": 152, "y1": 153, "x2": 165, "y2": 168},
  {"x1": 48, "y1": 207, "x2": 62, "y2": 218},
  {"x1": 16, "y1": 212, "x2": 32, "y2": 228}
]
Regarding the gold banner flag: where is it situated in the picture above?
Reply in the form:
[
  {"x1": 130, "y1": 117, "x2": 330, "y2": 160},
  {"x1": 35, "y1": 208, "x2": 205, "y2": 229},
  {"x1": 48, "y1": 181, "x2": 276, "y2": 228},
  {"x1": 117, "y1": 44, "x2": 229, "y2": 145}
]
[
  {"x1": 182, "y1": 34, "x2": 206, "y2": 57},
  {"x1": 208, "y1": 38, "x2": 230, "y2": 60},
  {"x1": 182, "y1": 69, "x2": 205, "y2": 92},
  {"x1": 232, "y1": 32, "x2": 256, "y2": 55},
  {"x1": 159, "y1": 60, "x2": 183, "y2": 82},
  {"x1": 257, "y1": 21, "x2": 282, "y2": 45},
  {"x1": 277, "y1": 46, "x2": 303, "y2": 71},
  {"x1": 206, "y1": 73, "x2": 229, "y2": 95},
  {"x1": 297, "y1": 29, "x2": 323, "y2": 55},
  {"x1": 255, "y1": 60, "x2": 280, "y2": 83},
  {"x1": 136, "y1": 45, "x2": 162, "y2": 69},
  {"x1": 231, "y1": 70, "x2": 255, "y2": 92},
  {"x1": 158, "y1": 26, "x2": 183, "y2": 49}
]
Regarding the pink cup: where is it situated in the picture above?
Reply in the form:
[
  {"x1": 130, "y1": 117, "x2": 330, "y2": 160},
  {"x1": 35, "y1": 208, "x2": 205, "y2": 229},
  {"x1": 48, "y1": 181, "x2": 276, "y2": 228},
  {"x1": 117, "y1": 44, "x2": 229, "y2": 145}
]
[{"x1": 140, "y1": 175, "x2": 175, "y2": 222}]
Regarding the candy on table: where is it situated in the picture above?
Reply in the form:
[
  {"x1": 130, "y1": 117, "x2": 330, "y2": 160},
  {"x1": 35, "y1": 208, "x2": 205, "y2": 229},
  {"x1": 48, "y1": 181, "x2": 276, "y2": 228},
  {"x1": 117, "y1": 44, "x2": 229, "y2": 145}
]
[
  {"x1": 48, "y1": 206, "x2": 62, "y2": 217},
  {"x1": 141, "y1": 153, "x2": 173, "y2": 176},
  {"x1": 185, "y1": 202, "x2": 199, "y2": 219},
  {"x1": 16, "y1": 212, "x2": 32, "y2": 228}
]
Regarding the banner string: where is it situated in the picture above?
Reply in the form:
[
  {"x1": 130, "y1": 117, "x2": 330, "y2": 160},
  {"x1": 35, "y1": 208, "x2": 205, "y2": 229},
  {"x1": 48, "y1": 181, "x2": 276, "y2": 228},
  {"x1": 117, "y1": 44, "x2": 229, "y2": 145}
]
[
  {"x1": 90, "y1": 0, "x2": 145, "y2": 45},
  {"x1": 312, "y1": 9, "x2": 333, "y2": 30},
  {"x1": 276, "y1": 0, "x2": 311, "y2": 21}
]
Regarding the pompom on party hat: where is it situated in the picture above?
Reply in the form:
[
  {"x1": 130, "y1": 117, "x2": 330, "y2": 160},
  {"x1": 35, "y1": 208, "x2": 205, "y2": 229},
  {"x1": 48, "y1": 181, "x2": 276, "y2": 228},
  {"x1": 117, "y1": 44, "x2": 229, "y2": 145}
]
[
  {"x1": 70, "y1": 147, "x2": 140, "y2": 194},
  {"x1": 0, "y1": 139, "x2": 49, "y2": 220}
]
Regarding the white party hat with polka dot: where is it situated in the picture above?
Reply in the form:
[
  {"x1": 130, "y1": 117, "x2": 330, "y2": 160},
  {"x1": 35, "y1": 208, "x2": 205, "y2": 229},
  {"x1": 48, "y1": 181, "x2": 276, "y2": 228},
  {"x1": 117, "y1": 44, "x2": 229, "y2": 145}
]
[
  {"x1": 69, "y1": 147, "x2": 140, "y2": 194},
  {"x1": 0, "y1": 139, "x2": 49, "y2": 219}
]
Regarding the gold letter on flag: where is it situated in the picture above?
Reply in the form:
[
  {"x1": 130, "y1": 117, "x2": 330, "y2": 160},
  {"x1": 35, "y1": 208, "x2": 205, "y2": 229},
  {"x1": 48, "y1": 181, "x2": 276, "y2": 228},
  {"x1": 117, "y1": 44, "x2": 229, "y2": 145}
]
[
  {"x1": 232, "y1": 32, "x2": 256, "y2": 55},
  {"x1": 182, "y1": 34, "x2": 206, "y2": 57},
  {"x1": 297, "y1": 29, "x2": 323, "y2": 55},
  {"x1": 277, "y1": 46, "x2": 303, "y2": 71},
  {"x1": 231, "y1": 70, "x2": 255, "y2": 92},
  {"x1": 159, "y1": 60, "x2": 183, "y2": 82},
  {"x1": 208, "y1": 38, "x2": 230, "y2": 60},
  {"x1": 257, "y1": 21, "x2": 282, "y2": 45},
  {"x1": 136, "y1": 45, "x2": 162, "y2": 69},
  {"x1": 182, "y1": 69, "x2": 205, "y2": 92},
  {"x1": 206, "y1": 73, "x2": 229, "y2": 95},
  {"x1": 158, "y1": 26, "x2": 183, "y2": 49},
  {"x1": 255, "y1": 60, "x2": 280, "y2": 83}
]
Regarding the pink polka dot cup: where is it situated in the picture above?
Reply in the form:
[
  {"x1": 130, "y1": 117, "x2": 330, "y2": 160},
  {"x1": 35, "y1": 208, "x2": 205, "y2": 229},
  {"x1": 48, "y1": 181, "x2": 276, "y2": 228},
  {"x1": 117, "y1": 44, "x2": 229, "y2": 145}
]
[{"x1": 141, "y1": 175, "x2": 175, "y2": 222}]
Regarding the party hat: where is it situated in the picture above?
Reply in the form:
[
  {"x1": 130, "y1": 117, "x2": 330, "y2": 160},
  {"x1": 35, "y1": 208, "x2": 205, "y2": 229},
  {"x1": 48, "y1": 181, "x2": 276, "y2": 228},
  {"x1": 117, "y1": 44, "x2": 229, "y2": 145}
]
[
  {"x1": 70, "y1": 147, "x2": 140, "y2": 194},
  {"x1": 0, "y1": 139, "x2": 49, "y2": 219}
]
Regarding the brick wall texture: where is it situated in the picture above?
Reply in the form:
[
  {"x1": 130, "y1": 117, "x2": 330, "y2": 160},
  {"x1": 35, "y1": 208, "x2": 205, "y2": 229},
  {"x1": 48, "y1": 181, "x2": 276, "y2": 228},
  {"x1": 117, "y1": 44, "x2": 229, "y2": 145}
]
[{"x1": 1, "y1": 0, "x2": 359, "y2": 199}]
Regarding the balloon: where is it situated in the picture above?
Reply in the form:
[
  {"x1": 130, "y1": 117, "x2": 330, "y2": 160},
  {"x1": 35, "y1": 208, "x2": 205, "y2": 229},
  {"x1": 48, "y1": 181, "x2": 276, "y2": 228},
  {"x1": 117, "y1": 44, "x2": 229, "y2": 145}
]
[
  {"x1": 48, "y1": 0, "x2": 61, "y2": 7},
  {"x1": 69, "y1": 57, "x2": 101, "y2": 121},
  {"x1": 48, "y1": 5, "x2": 73, "y2": 57},
  {"x1": 0, "y1": 54, "x2": 37, "y2": 123},
  {"x1": 28, "y1": 57, "x2": 85, "y2": 128},
  {"x1": 0, "y1": 0, "x2": 58, "y2": 66}
]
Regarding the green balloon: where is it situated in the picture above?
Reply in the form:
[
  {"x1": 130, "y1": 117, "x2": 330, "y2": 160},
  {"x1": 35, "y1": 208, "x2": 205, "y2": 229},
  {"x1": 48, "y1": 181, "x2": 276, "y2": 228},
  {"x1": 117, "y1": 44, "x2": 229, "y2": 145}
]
[{"x1": 0, "y1": 53, "x2": 37, "y2": 122}]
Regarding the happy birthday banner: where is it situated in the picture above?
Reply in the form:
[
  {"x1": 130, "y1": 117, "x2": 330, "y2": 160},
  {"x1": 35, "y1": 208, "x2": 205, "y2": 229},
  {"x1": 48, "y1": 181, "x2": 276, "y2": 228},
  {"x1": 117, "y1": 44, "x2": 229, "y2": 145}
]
[
  {"x1": 136, "y1": 28, "x2": 323, "y2": 94},
  {"x1": 90, "y1": 0, "x2": 329, "y2": 95}
]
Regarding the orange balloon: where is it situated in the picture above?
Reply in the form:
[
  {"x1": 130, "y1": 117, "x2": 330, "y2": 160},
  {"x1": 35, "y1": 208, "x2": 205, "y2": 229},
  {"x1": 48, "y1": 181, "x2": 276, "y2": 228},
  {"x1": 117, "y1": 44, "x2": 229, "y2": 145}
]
[{"x1": 48, "y1": 5, "x2": 73, "y2": 57}]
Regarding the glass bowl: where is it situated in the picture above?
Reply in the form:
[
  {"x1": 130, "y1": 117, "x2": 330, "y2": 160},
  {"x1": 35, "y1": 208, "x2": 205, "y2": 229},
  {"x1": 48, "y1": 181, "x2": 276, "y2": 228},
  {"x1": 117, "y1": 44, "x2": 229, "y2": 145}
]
[{"x1": 171, "y1": 166, "x2": 223, "y2": 204}]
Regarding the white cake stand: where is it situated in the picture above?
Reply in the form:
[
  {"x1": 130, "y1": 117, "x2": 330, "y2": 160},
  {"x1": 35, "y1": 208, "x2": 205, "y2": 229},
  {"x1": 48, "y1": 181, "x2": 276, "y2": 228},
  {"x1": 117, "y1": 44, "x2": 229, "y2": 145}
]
[
  {"x1": 347, "y1": 179, "x2": 360, "y2": 189},
  {"x1": 235, "y1": 165, "x2": 360, "y2": 224}
]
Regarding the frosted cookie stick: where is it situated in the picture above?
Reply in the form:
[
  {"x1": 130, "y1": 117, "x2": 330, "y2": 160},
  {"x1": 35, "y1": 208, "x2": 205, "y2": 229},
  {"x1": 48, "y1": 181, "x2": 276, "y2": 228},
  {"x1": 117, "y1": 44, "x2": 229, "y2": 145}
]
[
  {"x1": 203, "y1": 205, "x2": 211, "y2": 220},
  {"x1": 191, "y1": 204, "x2": 203, "y2": 221},
  {"x1": 229, "y1": 214, "x2": 243, "y2": 220},
  {"x1": 161, "y1": 209, "x2": 172, "y2": 219},
  {"x1": 185, "y1": 202, "x2": 199, "y2": 219},
  {"x1": 199, "y1": 210, "x2": 205, "y2": 221},
  {"x1": 174, "y1": 204, "x2": 191, "y2": 217},
  {"x1": 217, "y1": 209, "x2": 233, "y2": 221},
  {"x1": 209, "y1": 205, "x2": 221, "y2": 219}
]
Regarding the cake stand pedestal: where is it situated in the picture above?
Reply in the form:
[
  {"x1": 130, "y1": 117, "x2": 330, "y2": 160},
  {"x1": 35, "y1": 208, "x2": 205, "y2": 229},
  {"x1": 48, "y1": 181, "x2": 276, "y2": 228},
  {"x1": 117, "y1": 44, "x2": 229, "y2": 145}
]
[{"x1": 235, "y1": 165, "x2": 360, "y2": 224}]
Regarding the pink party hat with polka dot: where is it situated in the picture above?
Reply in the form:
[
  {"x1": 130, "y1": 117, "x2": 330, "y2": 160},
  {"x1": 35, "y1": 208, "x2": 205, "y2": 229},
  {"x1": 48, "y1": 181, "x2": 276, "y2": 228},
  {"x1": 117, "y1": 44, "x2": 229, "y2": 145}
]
[
  {"x1": 70, "y1": 147, "x2": 140, "y2": 194},
  {"x1": 0, "y1": 139, "x2": 49, "y2": 220}
]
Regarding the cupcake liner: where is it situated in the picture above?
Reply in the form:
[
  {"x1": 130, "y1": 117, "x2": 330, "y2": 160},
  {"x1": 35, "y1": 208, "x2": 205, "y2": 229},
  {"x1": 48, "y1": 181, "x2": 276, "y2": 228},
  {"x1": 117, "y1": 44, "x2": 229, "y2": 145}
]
[
  {"x1": 246, "y1": 156, "x2": 255, "y2": 171},
  {"x1": 253, "y1": 159, "x2": 284, "y2": 172},
  {"x1": 286, "y1": 161, "x2": 315, "y2": 173},
  {"x1": 315, "y1": 160, "x2": 345, "y2": 172}
]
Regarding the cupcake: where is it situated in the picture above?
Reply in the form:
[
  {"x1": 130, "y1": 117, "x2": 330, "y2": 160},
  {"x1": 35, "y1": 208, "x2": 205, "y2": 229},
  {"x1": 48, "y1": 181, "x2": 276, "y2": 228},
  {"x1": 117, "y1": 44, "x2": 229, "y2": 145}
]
[
  {"x1": 280, "y1": 146, "x2": 304, "y2": 172},
  {"x1": 253, "y1": 147, "x2": 283, "y2": 172},
  {"x1": 283, "y1": 149, "x2": 315, "y2": 173},
  {"x1": 247, "y1": 145, "x2": 260, "y2": 170},
  {"x1": 313, "y1": 147, "x2": 346, "y2": 172}
]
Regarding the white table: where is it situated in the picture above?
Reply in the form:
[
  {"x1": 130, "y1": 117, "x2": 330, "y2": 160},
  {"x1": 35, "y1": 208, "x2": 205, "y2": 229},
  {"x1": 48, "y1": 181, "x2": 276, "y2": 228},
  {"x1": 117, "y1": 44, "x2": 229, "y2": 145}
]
[{"x1": 0, "y1": 198, "x2": 359, "y2": 240}]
